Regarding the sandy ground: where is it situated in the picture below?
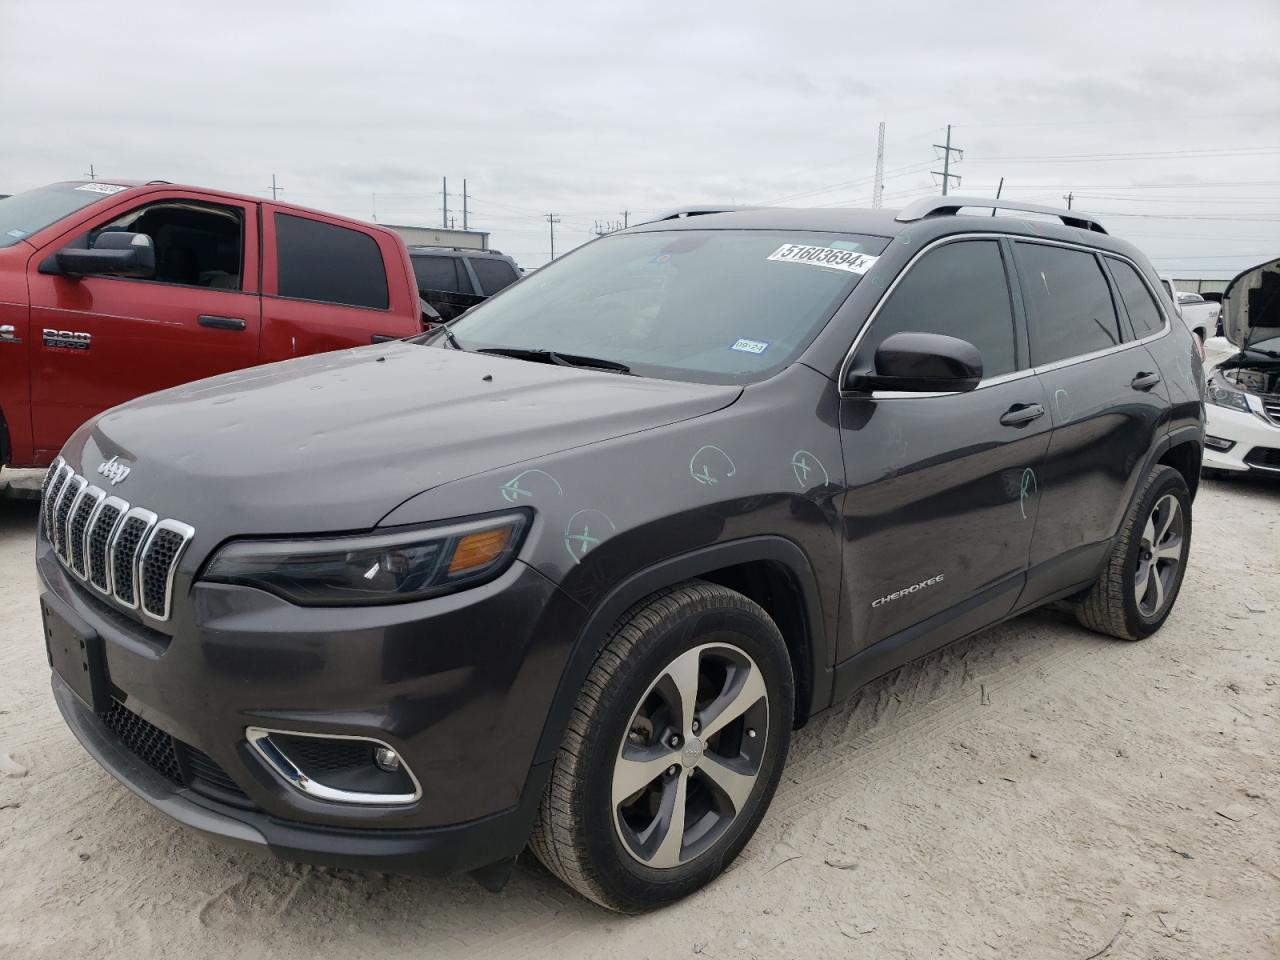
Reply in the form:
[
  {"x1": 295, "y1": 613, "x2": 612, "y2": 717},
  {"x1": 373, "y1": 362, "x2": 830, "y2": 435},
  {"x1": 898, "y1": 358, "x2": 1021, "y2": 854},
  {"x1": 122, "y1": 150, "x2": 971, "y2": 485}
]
[{"x1": 0, "y1": 477, "x2": 1276, "y2": 959}]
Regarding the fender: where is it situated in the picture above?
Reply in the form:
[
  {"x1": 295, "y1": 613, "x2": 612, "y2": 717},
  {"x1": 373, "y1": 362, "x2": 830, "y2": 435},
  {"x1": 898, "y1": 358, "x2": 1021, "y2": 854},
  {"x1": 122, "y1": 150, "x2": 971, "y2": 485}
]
[{"x1": 531, "y1": 535, "x2": 834, "y2": 767}]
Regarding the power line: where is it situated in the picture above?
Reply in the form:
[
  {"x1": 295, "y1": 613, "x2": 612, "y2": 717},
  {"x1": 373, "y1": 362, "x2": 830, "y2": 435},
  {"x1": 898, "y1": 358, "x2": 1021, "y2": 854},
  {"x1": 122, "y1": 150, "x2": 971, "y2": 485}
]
[{"x1": 964, "y1": 145, "x2": 1280, "y2": 164}]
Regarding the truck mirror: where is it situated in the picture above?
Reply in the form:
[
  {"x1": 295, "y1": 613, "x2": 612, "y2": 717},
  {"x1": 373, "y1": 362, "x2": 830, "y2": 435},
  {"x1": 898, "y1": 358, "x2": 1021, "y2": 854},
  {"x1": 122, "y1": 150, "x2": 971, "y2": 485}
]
[{"x1": 54, "y1": 231, "x2": 156, "y2": 280}]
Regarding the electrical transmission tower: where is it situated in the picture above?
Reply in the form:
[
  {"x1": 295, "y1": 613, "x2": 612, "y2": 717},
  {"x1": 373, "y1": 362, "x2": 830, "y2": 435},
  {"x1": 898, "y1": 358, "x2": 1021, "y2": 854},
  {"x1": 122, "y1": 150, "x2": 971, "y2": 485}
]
[
  {"x1": 931, "y1": 124, "x2": 963, "y2": 195},
  {"x1": 546, "y1": 213, "x2": 562, "y2": 260},
  {"x1": 872, "y1": 122, "x2": 886, "y2": 209}
]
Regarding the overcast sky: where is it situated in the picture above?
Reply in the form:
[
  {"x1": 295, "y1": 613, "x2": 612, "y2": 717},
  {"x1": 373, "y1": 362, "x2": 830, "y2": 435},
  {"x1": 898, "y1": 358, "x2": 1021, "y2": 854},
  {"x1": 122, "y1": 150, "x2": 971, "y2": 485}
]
[{"x1": 3, "y1": 0, "x2": 1278, "y2": 276}]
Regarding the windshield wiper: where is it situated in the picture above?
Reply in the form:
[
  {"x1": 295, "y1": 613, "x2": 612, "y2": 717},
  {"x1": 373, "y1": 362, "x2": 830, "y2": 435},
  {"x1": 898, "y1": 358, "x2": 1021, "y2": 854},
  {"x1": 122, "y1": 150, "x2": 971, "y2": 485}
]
[{"x1": 477, "y1": 347, "x2": 631, "y2": 374}]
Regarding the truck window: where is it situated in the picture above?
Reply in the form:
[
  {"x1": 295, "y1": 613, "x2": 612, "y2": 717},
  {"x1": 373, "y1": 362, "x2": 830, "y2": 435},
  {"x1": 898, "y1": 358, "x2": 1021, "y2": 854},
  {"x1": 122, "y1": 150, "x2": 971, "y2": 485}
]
[
  {"x1": 411, "y1": 255, "x2": 465, "y2": 294},
  {"x1": 91, "y1": 200, "x2": 243, "y2": 289},
  {"x1": 275, "y1": 213, "x2": 389, "y2": 310},
  {"x1": 469, "y1": 257, "x2": 518, "y2": 295}
]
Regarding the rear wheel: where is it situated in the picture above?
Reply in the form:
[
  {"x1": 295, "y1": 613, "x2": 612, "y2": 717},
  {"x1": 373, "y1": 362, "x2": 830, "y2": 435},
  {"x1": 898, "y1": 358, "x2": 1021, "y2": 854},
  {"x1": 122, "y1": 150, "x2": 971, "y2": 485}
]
[
  {"x1": 1074, "y1": 465, "x2": 1192, "y2": 640},
  {"x1": 529, "y1": 581, "x2": 793, "y2": 912}
]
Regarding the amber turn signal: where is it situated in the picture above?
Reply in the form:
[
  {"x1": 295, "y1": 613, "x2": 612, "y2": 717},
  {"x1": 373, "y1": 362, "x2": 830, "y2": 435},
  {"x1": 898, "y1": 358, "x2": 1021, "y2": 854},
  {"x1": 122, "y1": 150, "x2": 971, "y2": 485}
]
[{"x1": 448, "y1": 527, "x2": 513, "y2": 575}]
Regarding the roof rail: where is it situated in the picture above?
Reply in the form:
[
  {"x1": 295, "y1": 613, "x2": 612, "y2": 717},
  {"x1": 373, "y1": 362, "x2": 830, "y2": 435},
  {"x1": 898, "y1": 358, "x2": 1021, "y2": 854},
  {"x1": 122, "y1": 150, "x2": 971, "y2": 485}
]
[
  {"x1": 895, "y1": 196, "x2": 1107, "y2": 234},
  {"x1": 643, "y1": 205, "x2": 757, "y2": 224}
]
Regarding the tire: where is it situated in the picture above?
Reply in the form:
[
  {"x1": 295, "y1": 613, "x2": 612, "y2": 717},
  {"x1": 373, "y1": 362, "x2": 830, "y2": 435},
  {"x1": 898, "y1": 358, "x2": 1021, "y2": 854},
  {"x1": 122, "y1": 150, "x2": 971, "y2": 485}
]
[
  {"x1": 1074, "y1": 465, "x2": 1192, "y2": 641},
  {"x1": 529, "y1": 580, "x2": 794, "y2": 912}
]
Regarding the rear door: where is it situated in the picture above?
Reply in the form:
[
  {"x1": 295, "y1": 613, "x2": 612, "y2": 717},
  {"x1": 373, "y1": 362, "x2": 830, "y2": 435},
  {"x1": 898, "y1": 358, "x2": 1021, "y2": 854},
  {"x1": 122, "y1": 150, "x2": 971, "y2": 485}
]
[
  {"x1": 261, "y1": 208, "x2": 417, "y2": 360},
  {"x1": 1013, "y1": 240, "x2": 1170, "y2": 604},
  {"x1": 837, "y1": 237, "x2": 1052, "y2": 662},
  {"x1": 26, "y1": 191, "x2": 261, "y2": 458}
]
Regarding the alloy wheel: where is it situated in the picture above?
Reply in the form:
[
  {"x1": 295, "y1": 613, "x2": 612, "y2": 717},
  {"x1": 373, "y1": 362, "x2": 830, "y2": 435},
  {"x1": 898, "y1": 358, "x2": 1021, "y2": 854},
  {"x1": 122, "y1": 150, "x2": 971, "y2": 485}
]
[
  {"x1": 1135, "y1": 492, "x2": 1184, "y2": 618},
  {"x1": 611, "y1": 641, "x2": 769, "y2": 869}
]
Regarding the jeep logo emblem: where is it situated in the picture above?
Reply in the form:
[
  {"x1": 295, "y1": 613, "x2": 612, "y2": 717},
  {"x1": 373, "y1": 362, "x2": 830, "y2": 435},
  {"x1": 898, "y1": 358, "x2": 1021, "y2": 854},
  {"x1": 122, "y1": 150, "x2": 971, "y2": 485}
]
[{"x1": 97, "y1": 456, "x2": 131, "y2": 486}]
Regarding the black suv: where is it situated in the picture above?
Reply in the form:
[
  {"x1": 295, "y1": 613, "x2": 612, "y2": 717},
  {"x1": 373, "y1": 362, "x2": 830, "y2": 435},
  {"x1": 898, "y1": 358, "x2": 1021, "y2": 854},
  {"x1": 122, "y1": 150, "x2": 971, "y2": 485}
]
[
  {"x1": 36, "y1": 197, "x2": 1204, "y2": 912},
  {"x1": 409, "y1": 246, "x2": 521, "y2": 321}
]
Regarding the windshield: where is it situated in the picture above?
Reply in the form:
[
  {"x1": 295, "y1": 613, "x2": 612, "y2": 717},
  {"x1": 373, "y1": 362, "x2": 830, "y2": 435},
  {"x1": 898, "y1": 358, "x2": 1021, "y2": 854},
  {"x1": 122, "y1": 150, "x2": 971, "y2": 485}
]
[
  {"x1": 447, "y1": 229, "x2": 889, "y2": 384},
  {"x1": 0, "y1": 181, "x2": 130, "y2": 249}
]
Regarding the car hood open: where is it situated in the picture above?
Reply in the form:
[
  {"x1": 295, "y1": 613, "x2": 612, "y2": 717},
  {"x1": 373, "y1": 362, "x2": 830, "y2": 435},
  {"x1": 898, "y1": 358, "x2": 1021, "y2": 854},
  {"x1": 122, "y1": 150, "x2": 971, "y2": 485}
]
[
  {"x1": 72, "y1": 342, "x2": 740, "y2": 537},
  {"x1": 1222, "y1": 256, "x2": 1280, "y2": 348}
]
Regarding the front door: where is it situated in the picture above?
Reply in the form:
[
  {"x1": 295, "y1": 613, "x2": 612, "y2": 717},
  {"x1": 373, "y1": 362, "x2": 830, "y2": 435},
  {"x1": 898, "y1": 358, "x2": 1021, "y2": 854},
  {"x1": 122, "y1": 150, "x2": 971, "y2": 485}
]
[
  {"x1": 837, "y1": 238, "x2": 1052, "y2": 665},
  {"x1": 26, "y1": 192, "x2": 261, "y2": 458}
]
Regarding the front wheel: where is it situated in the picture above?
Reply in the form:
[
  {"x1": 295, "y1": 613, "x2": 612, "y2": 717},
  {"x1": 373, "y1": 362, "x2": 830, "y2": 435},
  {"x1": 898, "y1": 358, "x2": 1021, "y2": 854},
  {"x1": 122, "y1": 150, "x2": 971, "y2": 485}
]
[
  {"x1": 529, "y1": 581, "x2": 794, "y2": 912},
  {"x1": 1074, "y1": 465, "x2": 1192, "y2": 640}
]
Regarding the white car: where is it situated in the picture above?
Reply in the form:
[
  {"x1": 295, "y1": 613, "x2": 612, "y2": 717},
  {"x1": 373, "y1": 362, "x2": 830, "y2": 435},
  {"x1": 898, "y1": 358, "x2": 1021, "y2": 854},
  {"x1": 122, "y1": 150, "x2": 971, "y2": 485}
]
[
  {"x1": 1203, "y1": 257, "x2": 1280, "y2": 476},
  {"x1": 1160, "y1": 277, "x2": 1220, "y2": 342}
]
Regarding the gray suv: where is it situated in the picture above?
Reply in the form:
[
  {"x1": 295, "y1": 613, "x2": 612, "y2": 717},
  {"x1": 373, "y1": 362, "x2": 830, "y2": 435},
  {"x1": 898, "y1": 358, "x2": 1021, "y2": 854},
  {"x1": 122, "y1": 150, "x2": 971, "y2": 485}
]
[{"x1": 409, "y1": 246, "x2": 521, "y2": 322}]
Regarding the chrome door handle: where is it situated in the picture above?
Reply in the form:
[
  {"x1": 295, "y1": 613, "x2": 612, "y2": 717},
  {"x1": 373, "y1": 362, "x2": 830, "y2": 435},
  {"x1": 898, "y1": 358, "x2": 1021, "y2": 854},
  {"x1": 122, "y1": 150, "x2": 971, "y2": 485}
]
[
  {"x1": 1130, "y1": 371, "x2": 1161, "y2": 391},
  {"x1": 198, "y1": 315, "x2": 246, "y2": 331},
  {"x1": 999, "y1": 402, "x2": 1045, "y2": 427}
]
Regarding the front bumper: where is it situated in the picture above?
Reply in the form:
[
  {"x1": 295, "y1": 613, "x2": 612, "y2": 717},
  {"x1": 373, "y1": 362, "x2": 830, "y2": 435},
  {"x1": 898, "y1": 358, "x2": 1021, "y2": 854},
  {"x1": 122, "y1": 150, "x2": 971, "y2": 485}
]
[
  {"x1": 1204, "y1": 404, "x2": 1280, "y2": 474},
  {"x1": 37, "y1": 533, "x2": 589, "y2": 875}
]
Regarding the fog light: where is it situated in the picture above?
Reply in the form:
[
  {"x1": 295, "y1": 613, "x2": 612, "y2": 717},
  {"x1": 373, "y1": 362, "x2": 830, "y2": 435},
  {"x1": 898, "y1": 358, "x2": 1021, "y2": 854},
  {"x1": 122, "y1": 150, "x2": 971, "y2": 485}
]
[
  {"x1": 1205, "y1": 435, "x2": 1235, "y2": 451},
  {"x1": 374, "y1": 745, "x2": 401, "y2": 772}
]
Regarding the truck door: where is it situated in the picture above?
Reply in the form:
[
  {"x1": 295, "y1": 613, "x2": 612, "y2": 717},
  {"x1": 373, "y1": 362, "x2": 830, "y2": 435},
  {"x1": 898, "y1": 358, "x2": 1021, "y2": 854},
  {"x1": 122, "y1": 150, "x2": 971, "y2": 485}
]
[
  {"x1": 26, "y1": 192, "x2": 261, "y2": 458},
  {"x1": 260, "y1": 207, "x2": 416, "y2": 360}
]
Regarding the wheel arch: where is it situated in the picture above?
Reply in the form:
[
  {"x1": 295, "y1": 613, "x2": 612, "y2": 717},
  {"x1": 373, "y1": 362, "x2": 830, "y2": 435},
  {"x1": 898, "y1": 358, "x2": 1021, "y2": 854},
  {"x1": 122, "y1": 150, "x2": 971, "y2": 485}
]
[
  {"x1": 1155, "y1": 428, "x2": 1203, "y2": 502},
  {"x1": 532, "y1": 536, "x2": 833, "y2": 767}
]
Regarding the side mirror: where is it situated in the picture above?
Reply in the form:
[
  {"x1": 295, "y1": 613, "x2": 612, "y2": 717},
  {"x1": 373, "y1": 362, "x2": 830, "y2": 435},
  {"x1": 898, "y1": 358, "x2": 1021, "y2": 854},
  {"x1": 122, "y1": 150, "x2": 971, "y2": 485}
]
[
  {"x1": 54, "y1": 231, "x2": 156, "y2": 280},
  {"x1": 844, "y1": 331, "x2": 983, "y2": 393}
]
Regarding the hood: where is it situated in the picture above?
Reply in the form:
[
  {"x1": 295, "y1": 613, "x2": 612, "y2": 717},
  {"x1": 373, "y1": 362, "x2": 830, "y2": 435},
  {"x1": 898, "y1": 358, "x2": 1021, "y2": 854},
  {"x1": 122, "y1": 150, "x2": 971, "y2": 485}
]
[
  {"x1": 71, "y1": 342, "x2": 740, "y2": 536},
  {"x1": 1222, "y1": 256, "x2": 1280, "y2": 348}
]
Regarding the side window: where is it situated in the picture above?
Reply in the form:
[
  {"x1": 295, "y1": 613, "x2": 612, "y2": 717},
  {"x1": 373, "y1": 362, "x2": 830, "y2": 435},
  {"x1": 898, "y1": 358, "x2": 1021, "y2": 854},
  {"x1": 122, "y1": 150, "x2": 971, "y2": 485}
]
[
  {"x1": 858, "y1": 240, "x2": 1018, "y2": 378},
  {"x1": 411, "y1": 255, "x2": 462, "y2": 294},
  {"x1": 1016, "y1": 243, "x2": 1120, "y2": 365},
  {"x1": 1107, "y1": 258, "x2": 1165, "y2": 338},
  {"x1": 275, "y1": 214, "x2": 389, "y2": 309},
  {"x1": 91, "y1": 200, "x2": 243, "y2": 289},
  {"x1": 469, "y1": 257, "x2": 518, "y2": 295}
]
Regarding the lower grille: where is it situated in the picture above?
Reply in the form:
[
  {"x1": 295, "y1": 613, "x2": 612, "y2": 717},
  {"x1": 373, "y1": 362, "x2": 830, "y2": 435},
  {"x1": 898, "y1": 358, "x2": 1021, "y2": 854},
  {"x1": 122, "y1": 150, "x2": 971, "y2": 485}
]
[
  {"x1": 273, "y1": 734, "x2": 374, "y2": 775},
  {"x1": 95, "y1": 700, "x2": 252, "y2": 806},
  {"x1": 1244, "y1": 446, "x2": 1280, "y2": 470}
]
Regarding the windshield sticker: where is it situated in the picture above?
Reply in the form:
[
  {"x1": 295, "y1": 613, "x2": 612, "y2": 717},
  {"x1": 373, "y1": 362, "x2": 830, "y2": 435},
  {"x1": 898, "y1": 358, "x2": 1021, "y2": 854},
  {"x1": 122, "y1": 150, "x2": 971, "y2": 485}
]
[
  {"x1": 767, "y1": 243, "x2": 878, "y2": 275},
  {"x1": 74, "y1": 183, "x2": 128, "y2": 195},
  {"x1": 6, "y1": 229, "x2": 27, "y2": 239},
  {"x1": 731, "y1": 338, "x2": 770, "y2": 355}
]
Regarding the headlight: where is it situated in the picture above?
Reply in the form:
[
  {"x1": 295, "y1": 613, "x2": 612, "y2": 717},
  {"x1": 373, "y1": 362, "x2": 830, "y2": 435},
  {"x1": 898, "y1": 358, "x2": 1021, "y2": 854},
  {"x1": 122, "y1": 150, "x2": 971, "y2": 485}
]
[
  {"x1": 1206, "y1": 376, "x2": 1251, "y2": 414},
  {"x1": 202, "y1": 512, "x2": 528, "y2": 606}
]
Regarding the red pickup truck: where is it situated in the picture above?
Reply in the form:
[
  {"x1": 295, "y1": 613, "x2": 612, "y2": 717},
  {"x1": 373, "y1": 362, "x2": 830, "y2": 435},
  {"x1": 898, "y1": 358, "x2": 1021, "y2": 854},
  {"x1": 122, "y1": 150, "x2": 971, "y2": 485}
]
[{"x1": 0, "y1": 180, "x2": 425, "y2": 469}]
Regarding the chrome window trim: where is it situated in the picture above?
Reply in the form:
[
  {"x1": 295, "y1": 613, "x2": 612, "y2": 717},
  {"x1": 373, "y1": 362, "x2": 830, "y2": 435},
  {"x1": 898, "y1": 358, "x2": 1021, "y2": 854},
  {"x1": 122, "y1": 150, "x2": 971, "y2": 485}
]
[
  {"x1": 837, "y1": 232, "x2": 1172, "y2": 400},
  {"x1": 55, "y1": 476, "x2": 88, "y2": 562},
  {"x1": 70, "y1": 484, "x2": 105, "y2": 577},
  {"x1": 245, "y1": 727, "x2": 422, "y2": 806},
  {"x1": 137, "y1": 518, "x2": 195, "y2": 622},
  {"x1": 87, "y1": 495, "x2": 130, "y2": 595},
  {"x1": 108, "y1": 507, "x2": 157, "y2": 611}
]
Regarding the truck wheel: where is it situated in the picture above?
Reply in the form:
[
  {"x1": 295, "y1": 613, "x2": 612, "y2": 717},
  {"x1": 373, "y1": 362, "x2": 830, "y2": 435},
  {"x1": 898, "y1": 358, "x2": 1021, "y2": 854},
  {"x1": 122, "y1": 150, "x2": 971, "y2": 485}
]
[
  {"x1": 1074, "y1": 465, "x2": 1192, "y2": 641},
  {"x1": 529, "y1": 581, "x2": 793, "y2": 912}
]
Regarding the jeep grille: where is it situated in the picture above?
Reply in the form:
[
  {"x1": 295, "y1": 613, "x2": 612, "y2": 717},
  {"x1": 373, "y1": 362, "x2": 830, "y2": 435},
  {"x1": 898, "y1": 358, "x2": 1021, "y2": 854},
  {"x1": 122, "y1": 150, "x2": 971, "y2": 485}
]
[{"x1": 40, "y1": 457, "x2": 194, "y2": 622}]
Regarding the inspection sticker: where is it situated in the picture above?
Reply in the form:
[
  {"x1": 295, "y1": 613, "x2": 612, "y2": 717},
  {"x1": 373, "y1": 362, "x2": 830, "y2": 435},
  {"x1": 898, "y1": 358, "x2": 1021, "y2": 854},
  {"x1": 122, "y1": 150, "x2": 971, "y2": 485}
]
[
  {"x1": 74, "y1": 183, "x2": 128, "y2": 195},
  {"x1": 766, "y1": 243, "x2": 877, "y2": 275},
  {"x1": 731, "y1": 338, "x2": 770, "y2": 354}
]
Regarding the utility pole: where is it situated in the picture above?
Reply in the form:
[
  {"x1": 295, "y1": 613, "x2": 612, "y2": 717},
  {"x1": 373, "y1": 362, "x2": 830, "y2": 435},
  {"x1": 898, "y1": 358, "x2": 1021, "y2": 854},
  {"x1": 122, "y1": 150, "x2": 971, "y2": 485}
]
[
  {"x1": 872, "y1": 121, "x2": 886, "y2": 209},
  {"x1": 462, "y1": 178, "x2": 469, "y2": 231},
  {"x1": 85, "y1": 164, "x2": 96, "y2": 181},
  {"x1": 372, "y1": 193, "x2": 377, "y2": 222},
  {"x1": 268, "y1": 174, "x2": 282, "y2": 201},
  {"x1": 1062, "y1": 191, "x2": 1074, "y2": 210},
  {"x1": 546, "y1": 213, "x2": 562, "y2": 261},
  {"x1": 441, "y1": 177, "x2": 449, "y2": 228},
  {"x1": 932, "y1": 124, "x2": 963, "y2": 196},
  {"x1": 620, "y1": 210, "x2": 629, "y2": 229},
  {"x1": 992, "y1": 176, "x2": 1004, "y2": 216}
]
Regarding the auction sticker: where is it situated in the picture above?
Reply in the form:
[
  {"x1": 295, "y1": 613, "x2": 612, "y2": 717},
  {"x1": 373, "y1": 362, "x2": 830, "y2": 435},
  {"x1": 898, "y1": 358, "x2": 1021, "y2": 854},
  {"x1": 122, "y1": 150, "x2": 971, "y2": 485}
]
[
  {"x1": 767, "y1": 243, "x2": 877, "y2": 275},
  {"x1": 731, "y1": 338, "x2": 770, "y2": 354},
  {"x1": 75, "y1": 183, "x2": 128, "y2": 195}
]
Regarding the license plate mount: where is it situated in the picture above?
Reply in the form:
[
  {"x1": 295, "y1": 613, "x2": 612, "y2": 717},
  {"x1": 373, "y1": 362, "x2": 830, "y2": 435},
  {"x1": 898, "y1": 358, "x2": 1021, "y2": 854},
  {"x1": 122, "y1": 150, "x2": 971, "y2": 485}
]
[{"x1": 42, "y1": 596, "x2": 110, "y2": 713}]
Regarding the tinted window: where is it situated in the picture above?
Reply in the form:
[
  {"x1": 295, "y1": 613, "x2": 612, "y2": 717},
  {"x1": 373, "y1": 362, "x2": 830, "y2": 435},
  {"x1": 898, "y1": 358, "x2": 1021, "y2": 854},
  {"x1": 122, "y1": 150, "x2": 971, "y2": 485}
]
[
  {"x1": 858, "y1": 240, "x2": 1018, "y2": 378},
  {"x1": 1016, "y1": 243, "x2": 1120, "y2": 365},
  {"x1": 1108, "y1": 258, "x2": 1165, "y2": 337},
  {"x1": 275, "y1": 214, "x2": 389, "y2": 309},
  {"x1": 470, "y1": 257, "x2": 518, "y2": 295},
  {"x1": 92, "y1": 200, "x2": 243, "y2": 289},
  {"x1": 411, "y1": 255, "x2": 462, "y2": 294}
]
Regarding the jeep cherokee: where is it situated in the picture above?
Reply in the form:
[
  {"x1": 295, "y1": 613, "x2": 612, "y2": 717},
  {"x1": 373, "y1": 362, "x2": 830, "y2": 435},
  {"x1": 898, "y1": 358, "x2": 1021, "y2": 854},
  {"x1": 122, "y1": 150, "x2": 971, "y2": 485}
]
[{"x1": 36, "y1": 197, "x2": 1204, "y2": 912}]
